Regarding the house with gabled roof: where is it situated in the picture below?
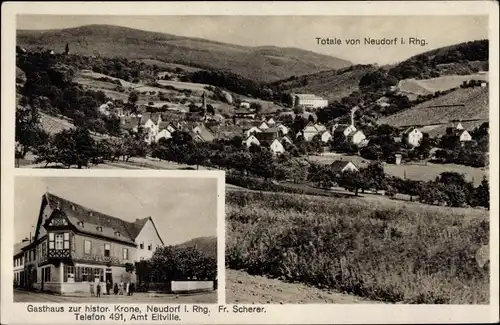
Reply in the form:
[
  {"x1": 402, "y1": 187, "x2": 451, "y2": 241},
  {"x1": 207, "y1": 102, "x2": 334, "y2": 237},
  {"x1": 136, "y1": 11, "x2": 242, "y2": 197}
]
[
  {"x1": 330, "y1": 160, "x2": 359, "y2": 174},
  {"x1": 19, "y1": 192, "x2": 164, "y2": 294},
  {"x1": 255, "y1": 131, "x2": 285, "y2": 155},
  {"x1": 402, "y1": 127, "x2": 423, "y2": 147}
]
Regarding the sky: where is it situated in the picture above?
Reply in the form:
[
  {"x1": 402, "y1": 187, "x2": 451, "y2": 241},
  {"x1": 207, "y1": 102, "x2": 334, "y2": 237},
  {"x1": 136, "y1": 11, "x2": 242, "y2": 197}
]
[
  {"x1": 16, "y1": 15, "x2": 488, "y2": 65},
  {"x1": 14, "y1": 176, "x2": 218, "y2": 245}
]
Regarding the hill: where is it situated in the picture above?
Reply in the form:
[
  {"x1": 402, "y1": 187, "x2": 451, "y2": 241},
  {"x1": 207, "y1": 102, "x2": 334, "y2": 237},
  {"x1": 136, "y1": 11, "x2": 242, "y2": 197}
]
[
  {"x1": 176, "y1": 236, "x2": 217, "y2": 259},
  {"x1": 17, "y1": 24, "x2": 352, "y2": 83},
  {"x1": 377, "y1": 86, "x2": 489, "y2": 129},
  {"x1": 268, "y1": 64, "x2": 377, "y2": 102},
  {"x1": 388, "y1": 40, "x2": 488, "y2": 80}
]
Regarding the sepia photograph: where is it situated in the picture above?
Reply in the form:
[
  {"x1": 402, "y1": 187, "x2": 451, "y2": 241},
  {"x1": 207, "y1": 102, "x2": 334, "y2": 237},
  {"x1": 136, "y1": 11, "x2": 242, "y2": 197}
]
[
  {"x1": 13, "y1": 175, "x2": 218, "y2": 303},
  {"x1": 13, "y1": 14, "x2": 492, "y2": 305},
  {"x1": 2, "y1": 3, "x2": 497, "y2": 324}
]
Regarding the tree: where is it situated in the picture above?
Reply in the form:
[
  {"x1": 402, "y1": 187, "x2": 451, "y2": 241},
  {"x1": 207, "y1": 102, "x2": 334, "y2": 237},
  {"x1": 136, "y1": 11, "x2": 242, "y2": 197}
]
[
  {"x1": 51, "y1": 127, "x2": 96, "y2": 169},
  {"x1": 362, "y1": 162, "x2": 387, "y2": 193},
  {"x1": 250, "y1": 149, "x2": 276, "y2": 180},
  {"x1": 206, "y1": 104, "x2": 215, "y2": 115},
  {"x1": 128, "y1": 91, "x2": 139, "y2": 112},
  {"x1": 250, "y1": 102, "x2": 262, "y2": 113},
  {"x1": 15, "y1": 104, "x2": 49, "y2": 161},
  {"x1": 474, "y1": 177, "x2": 489, "y2": 209},
  {"x1": 338, "y1": 170, "x2": 366, "y2": 196}
]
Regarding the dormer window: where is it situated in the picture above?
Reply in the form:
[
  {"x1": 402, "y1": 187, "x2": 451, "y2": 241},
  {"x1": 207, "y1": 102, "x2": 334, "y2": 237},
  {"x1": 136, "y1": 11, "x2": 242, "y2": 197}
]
[
  {"x1": 89, "y1": 212, "x2": 94, "y2": 217},
  {"x1": 77, "y1": 221, "x2": 84, "y2": 228},
  {"x1": 115, "y1": 231, "x2": 120, "y2": 237},
  {"x1": 96, "y1": 226, "x2": 103, "y2": 232},
  {"x1": 71, "y1": 205, "x2": 75, "y2": 211}
]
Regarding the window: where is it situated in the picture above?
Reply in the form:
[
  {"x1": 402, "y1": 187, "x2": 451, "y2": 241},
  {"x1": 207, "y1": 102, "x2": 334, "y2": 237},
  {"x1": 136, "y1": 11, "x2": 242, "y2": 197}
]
[
  {"x1": 64, "y1": 233, "x2": 70, "y2": 249},
  {"x1": 41, "y1": 241, "x2": 46, "y2": 259},
  {"x1": 81, "y1": 267, "x2": 88, "y2": 282},
  {"x1": 55, "y1": 234, "x2": 64, "y2": 250},
  {"x1": 48, "y1": 233, "x2": 55, "y2": 249},
  {"x1": 148, "y1": 243, "x2": 152, "y2": 251},
  {"x1": 96, "y1": 226, "x2": 102, "y2": 232},
  {"x1": 64, "y1": 266, "x2": 75, "y2": 282},
  {"x1": 84, "y1": 240, "x2": 91, "y2": 255},
  {"x1": 71, "y1": 235, "x2": 75, "y2": 252},
  {"x1": 104, "y1": 244, "x2": 110, "y2": 257},
  {"x1": 122, "y1": 248, "x2": 128, "y2": 260},
  {"x1": 140, "y1": 242, "x2": 144, "y2": 249}
]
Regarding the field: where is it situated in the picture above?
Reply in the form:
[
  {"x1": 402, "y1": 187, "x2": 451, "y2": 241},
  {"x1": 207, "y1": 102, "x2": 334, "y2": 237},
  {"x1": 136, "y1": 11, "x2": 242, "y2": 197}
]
[
  {"x1": 307, "y1": 154, "x2": 489, "y2": 186},
  {"x1": 226, "y1": 190, "x2": 490, "y2": 304},
  {"x1": 378, "y1": 86, "x2": 489, "y2": 127},
  {"x1": 398, "y1": 73, "x2": 489, "y2": 96}
]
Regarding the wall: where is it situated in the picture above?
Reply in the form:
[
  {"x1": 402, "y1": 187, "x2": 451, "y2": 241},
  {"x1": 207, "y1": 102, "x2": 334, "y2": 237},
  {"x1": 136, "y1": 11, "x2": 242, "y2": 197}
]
[
  {"x1": 171, "y1": 281, "x2": 214, "y2": 292},
  {"x1": 73, "y1": 234, "x2": 136, "y2": 265},
  {"x1": 135, "y1": 219, "x2": 163, "y2": 261}
]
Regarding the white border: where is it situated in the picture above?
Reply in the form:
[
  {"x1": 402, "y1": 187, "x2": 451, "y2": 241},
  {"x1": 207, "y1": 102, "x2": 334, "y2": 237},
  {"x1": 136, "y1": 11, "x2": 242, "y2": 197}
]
[{"x1": 2, "y1": 1, "x2": 499, "y2": 324}]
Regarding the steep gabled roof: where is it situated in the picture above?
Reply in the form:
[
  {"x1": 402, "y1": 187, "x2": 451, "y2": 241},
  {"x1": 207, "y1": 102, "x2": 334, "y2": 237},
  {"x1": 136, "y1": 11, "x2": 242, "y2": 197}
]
[
  {"x1": 41, "y1": 193, "x2": 154, "y2": 245},
  {"x1": 330, "y1": 160, "x2": 356, "y2": 173}
]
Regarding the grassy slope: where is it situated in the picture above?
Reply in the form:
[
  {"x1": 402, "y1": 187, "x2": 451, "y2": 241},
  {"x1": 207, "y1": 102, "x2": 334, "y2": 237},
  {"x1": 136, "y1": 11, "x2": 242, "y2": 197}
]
[
  {"x1": 378, "y1": 86, "x2": 489, "y2": 127},
  {"x1": 398, "y1": 73, "x2": 489, "y2": 96},
  {"x1": 270, "y1": 65, "x2": 377, "y2": 102},
  {"x1": 226, "y1": 190, "x2": 489, "y2": 304},
  {"x1": 17, "y1": 24, "x2": 352, "y2": 83}
]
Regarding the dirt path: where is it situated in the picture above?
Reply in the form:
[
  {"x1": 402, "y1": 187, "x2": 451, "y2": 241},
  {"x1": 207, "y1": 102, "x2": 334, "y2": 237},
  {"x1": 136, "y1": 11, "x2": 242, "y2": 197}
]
[{"x1": 226, "y1": 269, "x2": 382, "y2": 304}]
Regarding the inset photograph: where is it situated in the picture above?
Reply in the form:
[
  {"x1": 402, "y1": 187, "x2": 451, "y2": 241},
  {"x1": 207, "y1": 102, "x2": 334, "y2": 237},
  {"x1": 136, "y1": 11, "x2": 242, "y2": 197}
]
[{"x1": 13, "y1": 175, "x2": 218, "y2": 303}]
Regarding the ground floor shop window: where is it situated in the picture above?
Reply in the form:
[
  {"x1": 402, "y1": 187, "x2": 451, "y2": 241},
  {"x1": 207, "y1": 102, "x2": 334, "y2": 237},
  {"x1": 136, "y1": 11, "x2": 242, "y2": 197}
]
[
  {"x1": 64, "y1": 265, "x2": 75, "y2": 282},
  {"x1": 74, "y1": 266, "x2": 105, "y2": 282}
]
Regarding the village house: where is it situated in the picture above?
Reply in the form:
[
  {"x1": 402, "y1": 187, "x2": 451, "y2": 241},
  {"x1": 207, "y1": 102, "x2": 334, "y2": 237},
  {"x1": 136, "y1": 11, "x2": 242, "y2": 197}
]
[
  {"x1": 13, "y1": 239, "x2": 30, "y2": 287},
  {"x1": 258, "y1": 121, "x2": 270, "y2": 130},
  {"x1": 276, "y1": 124, "x2": 289, "y2": 135},
  {"x1": 244, "y1": 126, "x2": 263, "y2": 138},
  {"x1": 267, "y1": 118, "x2": 276, "y2": 126},
  {"x1": 330, "y1": 160, "x2": 359, "y2": 174},
  {"x1": 319, "y1": 130, "x2": 333, "y2": 143},
  {"x1": 239, "y1": 101, "x2": 251, "y2": 109},
  {"x1": 451, "y1": 129, "x2": 473, "y2": 143},
  {"x1": 300, "y1": 122, "x2": 322, "y2": 141},
  {"x1": 255, "y1": 131, "x2": 286, "y2": 155},
  {"x1": 192, "y1": 124, "x2": 215, "y2": 142},
  {"x1": 15, "y1": 192, "x2": 164, "y2": 295},
  {"x1": 332, "y1": 106, "x2": 366, "y2": 145},
  {"x1": 291, "y1": 93, "x2": 328, "y2": 109},
  {"x1": 402, "y1": 127, "x2": 424, "y2": 147},
  {"x1": 243, "y1": 134, "x2": 260, "y2": 147},
  {"x1": 347, "y1": 130, "x2": 367, "y2": 146}
]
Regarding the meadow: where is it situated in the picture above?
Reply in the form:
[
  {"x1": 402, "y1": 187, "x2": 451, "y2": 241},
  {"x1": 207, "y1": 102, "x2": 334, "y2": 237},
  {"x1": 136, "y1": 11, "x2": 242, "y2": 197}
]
[
  {"x1": 226, "y1": 190, "x2": 490, "y2": 304},
  {"x1": 308, "y1": 154, "x2": 489, "y2": 186}
]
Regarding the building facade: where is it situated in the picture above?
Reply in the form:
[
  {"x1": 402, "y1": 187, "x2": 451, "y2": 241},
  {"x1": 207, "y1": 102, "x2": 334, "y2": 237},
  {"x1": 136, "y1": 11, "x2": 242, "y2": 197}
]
[
  {"x1": 15, "y1": 192, "x2": 164, "y2": 294},
  {"x1": 402, "y1": 127, "x2": 424, "y2": 147},
  {"x1": 291, "y1": 94, "x2": 328, "y2": 109}
]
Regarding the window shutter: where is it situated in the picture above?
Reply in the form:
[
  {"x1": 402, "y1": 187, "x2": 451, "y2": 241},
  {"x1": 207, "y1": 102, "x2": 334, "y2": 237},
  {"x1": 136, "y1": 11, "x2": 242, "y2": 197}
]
[
  {"x1": 76, "y1": 267, "x2": 80, "y2": 282},
  {"x1": 63, "y1": 265, "x2": 68, "y2": 282}
]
